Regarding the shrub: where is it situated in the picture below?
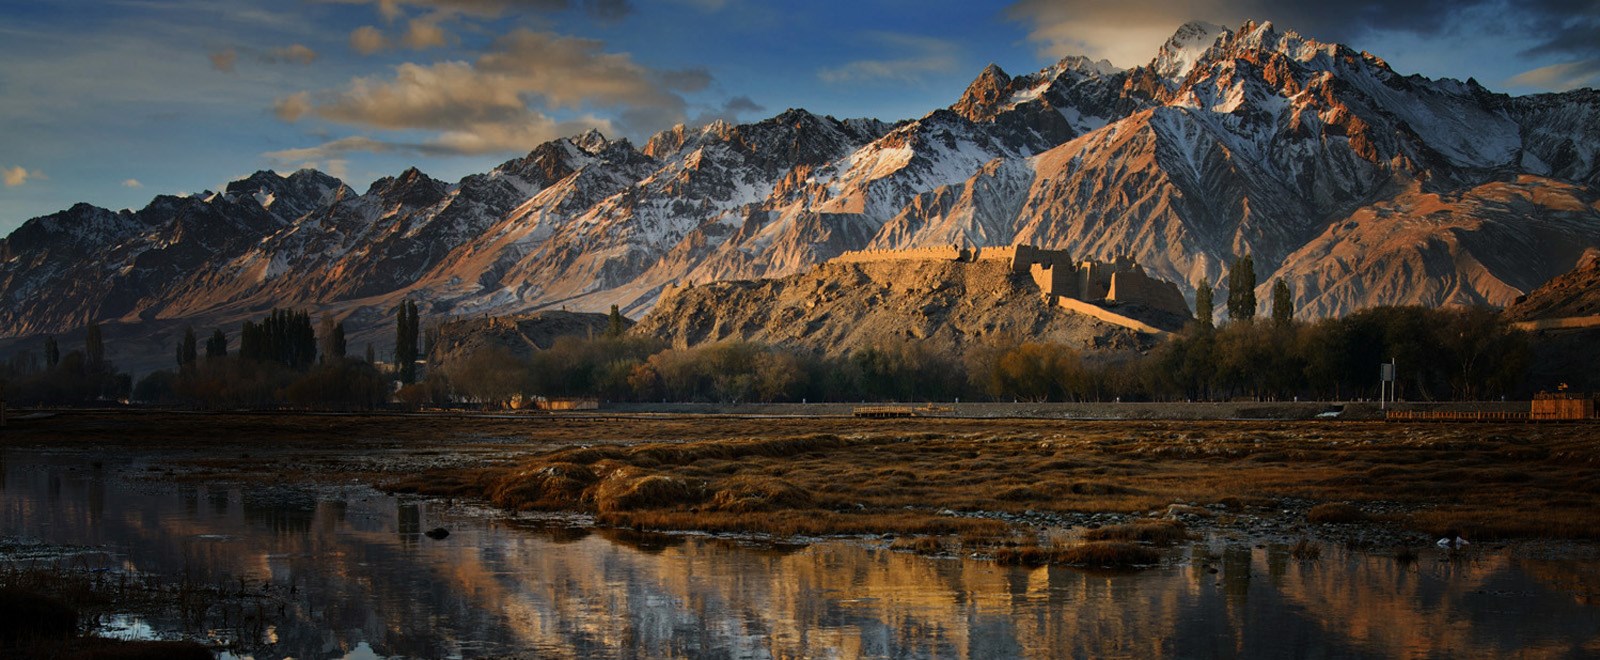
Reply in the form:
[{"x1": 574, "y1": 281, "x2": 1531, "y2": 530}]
[{"x1": 1307, "y1": 503, "x2": 1365, "y2": 524}]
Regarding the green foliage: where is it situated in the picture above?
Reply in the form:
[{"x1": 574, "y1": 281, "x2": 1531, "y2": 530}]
[
  {"x1": 205, "y1": 329, "x2": 227, "y2": 358},
  {"x1": 1226, "y1": 256, "x2": 1257, "y2": 323},
  {"x1": 1194, "y1": 282, "x2": 1214, "y2": 329},
  {"x1": 43, "y1": 336, "x2": 59, "y2": 369},
  {"x1": 84, "y1": 322, "x2": 105, "y2": 373},
  {"x1": 606, "y1": 304, "x2": 626, "y2": 338},
  {"x1": 239, "y1": 309, "x2": 317, "y2": 369},
  {"x1": 1271, "y1": 279, "x2": 1293, "y2": 327},
  {"x1": 395, "y1": 300, "x2": 420, "y2": 384},
  {"x1": 177, "y1": 326, "x2": 198, "y2": 368}
]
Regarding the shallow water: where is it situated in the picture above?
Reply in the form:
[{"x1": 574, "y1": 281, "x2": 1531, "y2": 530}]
[{"x1": 2, "y1": 446, "x2": 1598, "y2": 659}]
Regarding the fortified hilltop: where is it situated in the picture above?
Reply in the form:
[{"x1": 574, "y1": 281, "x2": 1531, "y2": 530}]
[
  {"x1": 642, "y1": 244, "x2": 1191, "y2": 357},
  {"x1": 827, "y1": 245, "x2": 1191, "y2": 334}
]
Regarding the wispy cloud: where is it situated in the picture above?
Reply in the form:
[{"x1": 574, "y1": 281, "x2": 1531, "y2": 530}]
[
  {"x1": 1507, "y1": 59, "x2": 1600, "y2": 92},
  {"x1": 266, "y1": 43, "x2": 318, "y2": 65},
  {"x1": 818, "y1": 33, "x2": 960, "y2": 84},
  {"x1": 3, "y1": 166, "x2": 43, "y2": 187},
  {"x1": 317, "y1": 0, "x2": 629, "y2": 22},
  {"x1": 274, "y1": 28, "x2": 710, "y2": 154},
  {"x1": 208, "y1": 48, "x2": 238, "y2": 73},
  {"x1": 122, "y1": 178, "x2": 144, "y2": 188},
  {"x1": 350, "y1": 26, "x2": 388, "y2": 54}
]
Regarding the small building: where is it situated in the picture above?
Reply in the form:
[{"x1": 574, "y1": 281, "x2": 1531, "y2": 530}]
[{"x1": 1531, "y1": 392, "x2": 1596, "y2": 421}]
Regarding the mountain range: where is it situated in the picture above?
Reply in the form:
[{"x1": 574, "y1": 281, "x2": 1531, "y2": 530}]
[{"x1": 4, "y1": 19, "x2": 1600, "y2": 372}]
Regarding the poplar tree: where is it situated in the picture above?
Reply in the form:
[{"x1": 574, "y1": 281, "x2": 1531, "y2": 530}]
[
  {"x1": 85, "y1": 322, "x2": 105, "y2": 373},
  {"x1": 177, "y1": 326, "x2": 198, "y2": 368},
  {"x1": 206, "y1": 329, "x2": 228, "y2": 358},
  {"x1": 1226, "y1": 256, "x2": 1257, "y2": 323},
  {"x1": 1194, "y1": 281, "x2": 1214, "y2": 330},
  {"x1": 606, "y1": 304, "x2": 626, "y2": 338},
  {"x1": 44, "y1": 335, "x2": 60, "y2": 369},
  {"x1": 395, "y1": 300, "x2": 419, "y2": 384},
  {"x1": 1271, "y1": 279, "x2": 1294, "y2": 327}
]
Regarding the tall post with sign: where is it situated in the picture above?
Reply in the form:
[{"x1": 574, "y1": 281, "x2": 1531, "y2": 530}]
[{"x1": 1379, "y1": 359, "x2": 1397, "y2": 409}]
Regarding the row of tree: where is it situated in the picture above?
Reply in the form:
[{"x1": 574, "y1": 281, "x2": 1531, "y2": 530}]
[{"x1": 419, "y1": 304, "x2": 1534, "y2": 406}]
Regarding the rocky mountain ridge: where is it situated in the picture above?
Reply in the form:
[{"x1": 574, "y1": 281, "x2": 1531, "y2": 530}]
[{"x1": 4, "y1": 19, "x2": 1600, "y2": 368}]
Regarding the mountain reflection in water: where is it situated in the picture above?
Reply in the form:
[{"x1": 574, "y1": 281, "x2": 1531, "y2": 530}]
[{"x1": 2, "y1": 448, "x2": 1597, "y2": 659}]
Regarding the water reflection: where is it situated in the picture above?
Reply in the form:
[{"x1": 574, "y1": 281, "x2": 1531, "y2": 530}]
[{"x1": 2, "y1": 447, "x2": 1597, "y2": 659}]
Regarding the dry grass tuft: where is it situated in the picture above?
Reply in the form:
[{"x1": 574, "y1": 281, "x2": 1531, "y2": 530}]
[
  {"x1": 1290, "y1": 538, "x2": 1322, "y2": 560},
  {"x1": 708, "y1": 476, "x2": 813, "y2": 512},
  {"x1": 593, "y1": 469, "x2": 707, "y2": 512},
  {"x1": 1307, "y1": 502, "x2": 1365, "y2": 524},
  {"x1": 890, "y1": 536, "x2": 947, "y2": 555},
  {"x1": 1056, "y1": 541, "x2": 1161, "y2": 567},
  {"x1": 1083, "y1": 520, "x2": 1188, "y2": 545}
]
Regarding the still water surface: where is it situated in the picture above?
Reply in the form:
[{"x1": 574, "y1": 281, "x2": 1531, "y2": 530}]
[{"x1": 2, "y1": 447, "x2": 1598, "y2": 659}]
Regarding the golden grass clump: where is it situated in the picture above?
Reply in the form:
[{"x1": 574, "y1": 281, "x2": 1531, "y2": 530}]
[
  {"x1": 487, "y1": 462, "x2": 598, "y2": 510},
  {"x1": 593, "y1": 469, "x2": 707, "y2": 512},
  {"x1": 1083, "y1": 520, "x2": 1188, "y2": 545},
  {"x1": 890, "y1": 536, "x2": 947, "y2": 555},
  {"x1": 708, "y1": 476, "x2": 813, "y2": 512},
  {"x1": 1307, "y1": 502, "x2": 1366, "y2": 524},
  {"x1": 1056, "y1": 541, "x2": 1160, "y2": 567}
]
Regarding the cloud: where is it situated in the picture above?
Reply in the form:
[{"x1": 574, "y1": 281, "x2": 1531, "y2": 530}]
[
  {"x1": 690, "y1": 95, "x2": 766, "y2": 125},
  {"x1": 3, "y1": 166, "x2": 40, "y2": 187},
  {"x1": 401, "y1": 17, "x2": 452, "y2": 49},
  {"x1": 1507, "y1": 59, "x2": 1600, "y2": 91},
  {"x1": 263, "y1": 136, "x2": 395, "y2": 162},
  {"x1": 1004, "y1": 0, "x2": 1600, "y2": 71},
  {"x1": 209, "y1": 48, "x2": 238, "y2": 73},
  {"x1": 818, "y1": 33, "x2": 961, "y2": 84},
  {"x1": 319, "y1": 0, "x2": 629, "y2": 22},
  {"x1": 275, "y1": 28, "x2": 702, "y2": 154},
  {"x1": 122, "y1": 178, "x2": 144, "y2": 188},
  {"x1": 274, "y1": 91, "x2": 313, "y2": 121},
  {"x1": 267, "y1": 44, "x2": 319, "y2": 65},
  {"x1": 351, "y1": 26, "x2": 389, "y2": 55}
]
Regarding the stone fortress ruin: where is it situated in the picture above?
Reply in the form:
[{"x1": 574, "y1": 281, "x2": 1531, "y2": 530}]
[{"x1": 829, "y1": 244, "x2": 1192, "y2": 333}]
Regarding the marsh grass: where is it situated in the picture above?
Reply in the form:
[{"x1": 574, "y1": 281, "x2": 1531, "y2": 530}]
[
  {"x1": 19, "y1": 413, "x2": 1598, "y2": 544},
  {"x1": 377, "y1": 419, "x2": 1600, "y2": 542},
  {"x1": 1307, "y1": 503, "x2": 1365, "y2": 524}
]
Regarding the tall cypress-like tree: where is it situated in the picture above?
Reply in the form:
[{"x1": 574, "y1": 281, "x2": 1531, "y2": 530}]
[
  {"x1": 85, "y1": 322, "x2": 105, "y2": 373},
  {"x1": 395, "y1": 300, "x2": 419, "y2": 384},
  {"x1": 44, "y1": 335, "x2": 60, "y2": 369},
  {"x1": 1226, "y1": 256, "x2": 1257, "y2": 323},
  {"x1": 1194, "y1": 281, "x2": 1214, "y2": 330},
  {"x1": 332, "y1": 322, "x2": 347, "y2": 360},
  {"x1": 206, "y1": 329, "x2": 228, "y2": 358},
  {"x1": 1271, "y1": 279, "x2": 1294, "y2": 327},
  {"x1": 365, "y1": 342, "x2": 376, "y2": 365},
  {"x1": 177, "y1": 326, "x2": 198, "y2": 368},
  {"x1": 606, "y1": 304, "x2": 626, "y2": 338}
]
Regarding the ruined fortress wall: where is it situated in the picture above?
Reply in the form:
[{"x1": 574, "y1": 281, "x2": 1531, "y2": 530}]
[
  {"x1": 1056, "y1": 297, "x2": 1170, "y2": 335},
  {"x1": 829, "y1": 245, "x2": 965, "y2": 264},
  {"x1": 1108, "y1": 270, "x2": 1191, "y2": 317},
  {"x1": 1028, "y1": 263, "x2": 1077, "y2": 299}
]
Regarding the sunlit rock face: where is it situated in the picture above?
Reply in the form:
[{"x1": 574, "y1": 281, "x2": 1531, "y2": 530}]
[{"x1": 5, "y1": 19, "x2": 1600, "y2": 362}]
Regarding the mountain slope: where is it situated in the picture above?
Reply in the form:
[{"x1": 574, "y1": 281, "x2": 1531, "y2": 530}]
[{"x1": 4, "y1": 18, "x2": 1600, "y2": 364}]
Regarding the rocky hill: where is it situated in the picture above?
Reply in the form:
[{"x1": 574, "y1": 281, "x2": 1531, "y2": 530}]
[
  {"x1": 632, "y1": 259, "x2": 1155, "y2": 357},
  {"x1": 5, "y1": 19, "x2": 1600, "y2": 368},
  {"x1": 1503, "y1": 251, "x2": 1600, "y2": 322},
  {"x1": 427, "y1": 310, "x2": 620, "y2": 372}
]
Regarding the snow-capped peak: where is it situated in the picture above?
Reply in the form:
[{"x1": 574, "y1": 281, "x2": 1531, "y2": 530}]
[
  {"x1": 572, "y1": 128, "x2": 610, "y2": 155},
  {"x1": 1152, "y1": 20, "x2": 1229, "y2": 86}
]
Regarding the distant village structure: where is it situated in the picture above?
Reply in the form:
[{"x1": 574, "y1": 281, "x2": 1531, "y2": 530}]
[{"x1": 828, "y1": 244, "x2": 1192, "y2": 333}]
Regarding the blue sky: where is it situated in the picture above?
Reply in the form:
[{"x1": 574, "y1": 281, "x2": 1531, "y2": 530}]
[{"x1": 2, "y1": 0, "x2": 1597, "y2": 235}]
